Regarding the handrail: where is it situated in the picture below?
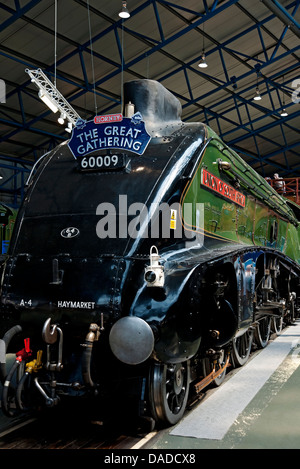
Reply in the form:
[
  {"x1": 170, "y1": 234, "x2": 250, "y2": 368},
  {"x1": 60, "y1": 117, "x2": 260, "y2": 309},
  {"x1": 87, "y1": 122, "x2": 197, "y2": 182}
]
[{"x1": 266, "y1": 177, "x2": 300, "y2": 205}]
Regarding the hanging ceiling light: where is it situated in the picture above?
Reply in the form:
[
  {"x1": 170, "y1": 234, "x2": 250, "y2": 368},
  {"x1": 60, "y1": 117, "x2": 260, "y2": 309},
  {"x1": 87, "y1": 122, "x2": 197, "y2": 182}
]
[
  {"x1": 0, "y1": 172, "x2": 3, "y2": 180},
  {"x1": 58, "y1": 112, "x2": 66, "y2": 125},
  {"x1": 26, "y1": 69, "x2": 81, "y2": 132},
  {"x1": 38, "y1": 90, "x2": 58, "y2": 113},
  {"x1": 198, "y1": 23, "x2": 208, "y2": 68},
  {"x1": 26, "y1": 4, "x2": 81, "y2": 133},
  {"x1": 253, "y1": 71, "x2": 262, "y2": 101},
  {"x1": 119, "y1": 1, "x2": 130, "y2": 18},
  {"x1": 65, "y1": 122, "x2": 73, "y2": 133},
  {"x1": 253, "y1": 86, "x2": 262, "y2": 101},
  {"x1": 198, "y1": 51, "x2": 208, "y2": 68},
  {"x1": 280, "y1": 76, "x2": 288, "y2": 117}
]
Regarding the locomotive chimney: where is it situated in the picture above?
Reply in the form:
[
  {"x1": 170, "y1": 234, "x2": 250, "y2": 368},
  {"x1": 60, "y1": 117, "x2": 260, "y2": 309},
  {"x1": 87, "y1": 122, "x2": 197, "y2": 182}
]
[{"x1": 123, "y1": 79, "x2": 182, "y2": 125}]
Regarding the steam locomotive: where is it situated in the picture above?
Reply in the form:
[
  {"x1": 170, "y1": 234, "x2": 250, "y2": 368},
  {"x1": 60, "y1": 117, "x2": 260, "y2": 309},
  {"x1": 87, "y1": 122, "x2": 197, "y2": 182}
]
[{"x1": 0, "y1": 79, "x2": 299, "y2": 427}]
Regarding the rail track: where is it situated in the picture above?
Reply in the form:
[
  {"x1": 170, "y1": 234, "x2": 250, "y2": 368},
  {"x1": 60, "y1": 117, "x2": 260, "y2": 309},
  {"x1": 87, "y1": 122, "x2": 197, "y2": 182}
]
[
  {"x1": 0, "y1": 409, "x2": 157, "y2": 449},
  {"x1": 0, "y1": 325, "x2": 295, "y2": 450}
]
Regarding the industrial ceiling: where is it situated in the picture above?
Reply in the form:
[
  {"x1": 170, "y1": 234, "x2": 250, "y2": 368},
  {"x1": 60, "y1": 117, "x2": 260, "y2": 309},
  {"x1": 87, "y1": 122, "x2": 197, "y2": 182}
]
[{"x1": 0, "y1": 0, "x2": 299, "y2": 206}]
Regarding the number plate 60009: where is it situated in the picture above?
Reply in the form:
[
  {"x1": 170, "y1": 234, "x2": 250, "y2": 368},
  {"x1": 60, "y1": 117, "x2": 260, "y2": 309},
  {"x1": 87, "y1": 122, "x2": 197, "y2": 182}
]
[{"x1": 78, "y1": 154, "x2": 126, "y2": 172}]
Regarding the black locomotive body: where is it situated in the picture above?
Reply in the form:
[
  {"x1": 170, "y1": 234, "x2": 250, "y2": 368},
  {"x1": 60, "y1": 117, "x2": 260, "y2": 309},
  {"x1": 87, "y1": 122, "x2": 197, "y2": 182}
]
[{"x1": 0, "y1": 80, "x2": 299, "y2": 427}]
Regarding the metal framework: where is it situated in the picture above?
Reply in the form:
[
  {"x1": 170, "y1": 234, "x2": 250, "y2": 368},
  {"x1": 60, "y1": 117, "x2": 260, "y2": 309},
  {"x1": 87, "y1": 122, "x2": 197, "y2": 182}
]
[
  {"x1": 269, "y1": 177, "x2": 300, "y2": 204},
  {"x1": 0, "y1": 0, "x2": 299, "y2": 206},
  {"x1": 25, "y1": 68, "x2": 81, "y2": 125}
]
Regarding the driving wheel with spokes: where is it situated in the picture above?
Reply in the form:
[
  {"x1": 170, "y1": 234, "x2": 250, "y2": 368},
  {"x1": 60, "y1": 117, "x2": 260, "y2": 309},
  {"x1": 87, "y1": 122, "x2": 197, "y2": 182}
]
[
  {"x1": 231, "y1": 328, "x2": 253, "y2": 367},
  {"x1": 272, "y1": 315, "x2": 283, "y2": 335},
  {"x1": 254, "y1": 316, "x2": 272, "y2": 348},
  {"x1": 148, "y1": 361, "x2": 190, "y2": 426}
]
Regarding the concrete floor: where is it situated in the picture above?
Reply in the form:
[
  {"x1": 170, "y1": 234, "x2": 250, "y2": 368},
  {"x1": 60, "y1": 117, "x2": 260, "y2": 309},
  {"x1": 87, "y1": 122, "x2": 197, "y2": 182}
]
[{"x1": 145, "y1": 321, "x2": 300, "y2": 450}]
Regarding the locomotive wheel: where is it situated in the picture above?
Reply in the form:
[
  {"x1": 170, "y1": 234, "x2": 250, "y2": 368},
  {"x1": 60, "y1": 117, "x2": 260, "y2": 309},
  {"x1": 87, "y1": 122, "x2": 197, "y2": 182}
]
[
  {"x1": 231, "y1": 328, "x2": 253, "y2": 367},
  {"x1": 272, "y1": 315, "x2": 283, "y2": 335},
  {"x1": 287, "y1": 299, "x2": 296, "y2": 324},
  {"x1": 254, "y1": 317, "x2": 271, "y2": 348},
  {"x1": 212, "y1": 350, "x2": 227, "y2": 386},
  {"x1": 204, "y1": 349, "x2": 227, "y2": 386},
  {"x1": 148, "y1": 361, "x2": 190, "y2": 426}
]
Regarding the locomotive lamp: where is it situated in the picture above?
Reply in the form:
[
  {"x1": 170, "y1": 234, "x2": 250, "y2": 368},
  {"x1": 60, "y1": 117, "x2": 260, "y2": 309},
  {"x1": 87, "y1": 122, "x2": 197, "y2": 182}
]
[
  {"x1": 124, "y1": 101, "x2": 135, "y2": 117},
  {"x1": 145, "y1": 245, "x2": 165, "y2": 287}
]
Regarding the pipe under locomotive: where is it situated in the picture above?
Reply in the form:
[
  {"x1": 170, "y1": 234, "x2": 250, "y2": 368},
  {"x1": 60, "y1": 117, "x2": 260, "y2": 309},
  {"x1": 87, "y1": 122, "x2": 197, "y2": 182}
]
[{"x1": 0, "y1": 79, "x2": 299, "y2": 427}]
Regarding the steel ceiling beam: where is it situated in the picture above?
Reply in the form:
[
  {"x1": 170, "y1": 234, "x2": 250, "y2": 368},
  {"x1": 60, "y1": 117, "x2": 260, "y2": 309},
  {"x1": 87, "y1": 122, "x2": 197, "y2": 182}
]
[
  {"x1": 0, "y1": 0, "x2": 299, "y2": 205},
  {"x1": 0, "y1": 0, "x2": 42, "y2": 33},
  {"x1": 261, "y1": 0, "x2": 300, "y2": 37}
]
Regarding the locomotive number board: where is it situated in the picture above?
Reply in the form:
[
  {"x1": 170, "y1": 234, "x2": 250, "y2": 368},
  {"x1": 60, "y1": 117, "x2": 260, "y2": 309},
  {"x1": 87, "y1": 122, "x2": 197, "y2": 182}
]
[
  {"x1": 201, "y1": 168, "x2": 246, "y2": 207},
  {"x1": 78, "y1": 153, "x2": 127, "y2": 172}
]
